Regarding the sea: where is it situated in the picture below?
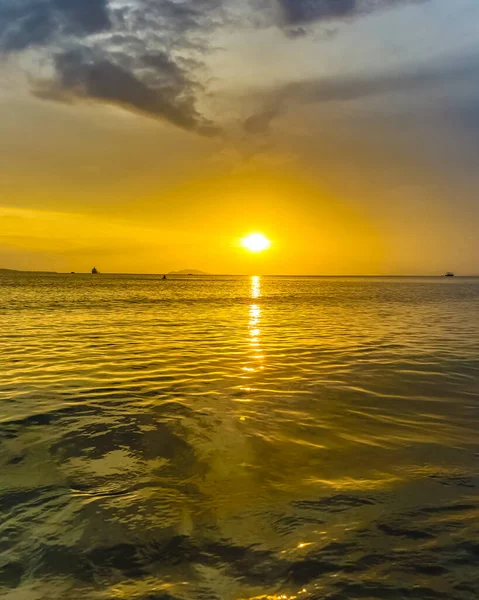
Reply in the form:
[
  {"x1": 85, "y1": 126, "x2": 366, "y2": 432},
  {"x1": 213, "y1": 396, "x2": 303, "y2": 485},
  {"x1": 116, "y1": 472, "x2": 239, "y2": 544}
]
[{"x1": 0, "y1": 273, "x2": 478, "y2": 600}]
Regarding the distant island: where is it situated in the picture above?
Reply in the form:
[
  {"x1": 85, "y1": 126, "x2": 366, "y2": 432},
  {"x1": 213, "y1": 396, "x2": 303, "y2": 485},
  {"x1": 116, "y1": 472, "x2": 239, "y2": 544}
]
[
  {"x1": 168, "y1": 269, "x2": 209, "y2": 275},
  {"x1": 0, "y1": 268, "x2": 57, "y2": 274}
]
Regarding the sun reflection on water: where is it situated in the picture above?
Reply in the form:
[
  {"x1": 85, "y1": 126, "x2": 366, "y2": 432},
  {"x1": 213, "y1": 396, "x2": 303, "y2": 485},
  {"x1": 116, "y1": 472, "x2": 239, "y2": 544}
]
[
  {"x1": 249, "y1": 276, "x2": 264, "y2": 362},
  {"x1": 251, "y1": 275, "x2": 261, "y2": 299},
  {"x1": 239, "y1": 277, "x2": 264, "y2": 386}
]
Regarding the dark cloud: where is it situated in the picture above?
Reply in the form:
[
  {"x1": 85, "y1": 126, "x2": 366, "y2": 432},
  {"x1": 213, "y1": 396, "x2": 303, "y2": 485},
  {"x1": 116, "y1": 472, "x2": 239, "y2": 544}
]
[
  {"x1": 244, "y1": 105, "x2": 281, "y2": 134},
  {"x1": 53, "y1": 0, "x2": 110, "y2": 32},
  {"x1": 0, "y1": 0, "x2": 429, "y2": 134},
  {"x1": 278, "y1": 0, "x2": 355, "y2": 25},
  {"x1": 0, "y1": 0, "x2": 225, "y2": 133},
  {"x1": 0, "y1": 0, "x2": 110, "y2": 51},
  {"x1": 288, "y1": 58, "x2": 479, "y2": 103},
  {"x1": 275, "y1": 0, "x2": 425, "y2": 26},
  {"x1": 34, "y1": 49, "x2": 219, "y2": 135},
  {"x1": 244, "y1": 57, "x2": 479, "y2": 133}
]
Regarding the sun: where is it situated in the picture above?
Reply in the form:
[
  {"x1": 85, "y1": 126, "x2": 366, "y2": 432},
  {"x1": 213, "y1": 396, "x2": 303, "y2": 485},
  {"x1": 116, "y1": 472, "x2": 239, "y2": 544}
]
[{"x1": 241, "y1": 233, "x2": 271, "y2": 253}]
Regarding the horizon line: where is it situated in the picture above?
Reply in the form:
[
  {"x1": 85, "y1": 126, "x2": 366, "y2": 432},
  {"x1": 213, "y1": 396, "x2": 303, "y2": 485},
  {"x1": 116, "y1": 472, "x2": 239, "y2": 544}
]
[{"x1": 1, "y1": 268, "x2": 478, "y2": 278}]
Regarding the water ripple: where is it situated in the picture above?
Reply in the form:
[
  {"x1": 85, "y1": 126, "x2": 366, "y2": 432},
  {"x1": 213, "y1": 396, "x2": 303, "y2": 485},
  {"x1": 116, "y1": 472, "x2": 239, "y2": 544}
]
[{"x1": 0, "y1": 274, "x2": 478, "y2": 599}]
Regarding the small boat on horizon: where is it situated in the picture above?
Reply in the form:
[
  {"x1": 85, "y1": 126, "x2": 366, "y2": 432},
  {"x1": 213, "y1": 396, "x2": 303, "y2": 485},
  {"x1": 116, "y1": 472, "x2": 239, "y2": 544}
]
[
  {"x1": 444, "y1": 272, "x2": 454, "y2": 277},
  {"x1": 92, "y1": 267, "x2": 99, "y2": 274}
]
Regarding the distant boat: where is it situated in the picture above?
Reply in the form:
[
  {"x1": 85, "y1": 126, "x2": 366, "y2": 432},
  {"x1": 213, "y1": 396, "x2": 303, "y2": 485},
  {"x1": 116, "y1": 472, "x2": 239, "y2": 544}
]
[
  {"x1": 445, "y1": 272, "x2": 454, "y2": 277},
  {"x1": 92, "y1": 267, "x2": 99, "y2": 274}
]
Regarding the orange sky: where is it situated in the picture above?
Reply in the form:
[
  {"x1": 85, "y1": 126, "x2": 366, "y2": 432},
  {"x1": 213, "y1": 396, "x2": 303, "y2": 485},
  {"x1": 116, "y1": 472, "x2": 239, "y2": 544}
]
[{"x1": 1, "y1": 1, "x2": 479, "y2": 274}]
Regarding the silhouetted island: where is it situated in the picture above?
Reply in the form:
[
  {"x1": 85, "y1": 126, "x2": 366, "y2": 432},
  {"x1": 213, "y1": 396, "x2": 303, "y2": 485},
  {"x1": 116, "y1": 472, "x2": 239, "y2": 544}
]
[
  {"x1": 0, "y1": 268, "x2": 57, "y2": 274},
  {"x1": 168, "y1": 269, "x2": 209, "y2": 275}
]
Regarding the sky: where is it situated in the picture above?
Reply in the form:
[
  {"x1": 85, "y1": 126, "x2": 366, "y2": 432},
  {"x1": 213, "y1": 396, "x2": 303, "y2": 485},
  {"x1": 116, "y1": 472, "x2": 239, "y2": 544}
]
[{"x1": 1, "y1": 0, "x2": 479, "y2": 274}]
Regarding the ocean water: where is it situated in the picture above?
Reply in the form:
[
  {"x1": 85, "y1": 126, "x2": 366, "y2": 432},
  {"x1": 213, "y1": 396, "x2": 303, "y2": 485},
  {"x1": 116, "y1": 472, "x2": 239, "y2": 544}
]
[{"x1": 0, "y1": 273, "x2": 478, "y2": 600}]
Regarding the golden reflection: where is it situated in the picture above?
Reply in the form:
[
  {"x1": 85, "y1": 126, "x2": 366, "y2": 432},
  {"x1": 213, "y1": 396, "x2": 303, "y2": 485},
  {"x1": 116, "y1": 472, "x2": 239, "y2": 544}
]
[
  {"x1": 249, "y1": 301, "x2": 263, "y2": 361},
  {"x1": 249, "y1": 276, "x2": 262, "y2": 355},
  {"x1": 306, "y1": 475, "x2": 401, "y2": 490},
  {"x1": 251, "y1": 275, "x2": 261, "y2": 298},
  {"x1": 248, "y1": 303, "x2": 263, "y2": 362},
  {"x1": 107, "y1": 579, "x2": 189, "y2": 599},
  {"x1": 239, "y1": 277, "x2": 264, "y2": 384},
  {"x1": 296, "y1": 542, "x2": 313, "y2": 549},
  {"x1": 249, "y1": 306, "x2": 260, "y2": 328},
  {"x1": 243, "y1": 595, "x2": 298, "y2": 600}
]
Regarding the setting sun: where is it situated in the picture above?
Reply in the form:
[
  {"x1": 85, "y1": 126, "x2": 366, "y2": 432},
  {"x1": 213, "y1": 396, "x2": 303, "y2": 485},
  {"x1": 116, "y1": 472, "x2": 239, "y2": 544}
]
[{"x1": 241, "y1": 233, "x2": 271, "y2": 253}]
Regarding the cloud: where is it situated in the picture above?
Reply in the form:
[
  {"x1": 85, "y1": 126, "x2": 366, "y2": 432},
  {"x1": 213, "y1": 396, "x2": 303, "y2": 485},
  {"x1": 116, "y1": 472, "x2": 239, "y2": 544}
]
[
  {"x1": 34, "y1": 49, "x2": 219, "y2": 134},
  {"x1": 0, "y1": 0, "x2": 224, "y2": 133},
  {"x1": 243, "y1": 56, "x2": 479, "y2": 133},
  {"x1": 0, "y1": 0, "x2": 429, "y2": 134},
  {"x1": 0, "y1": 0, "x2": 110, "y2": 51},
  {"x1": 275, "y1": 0, "x2": 424, "y2": 26},
  {"x1": 276, "y1": 0, "x2": 355, "y2": 25},
  {"x1": 244, "y1": 104, "x2": 282, "y2": 134}
]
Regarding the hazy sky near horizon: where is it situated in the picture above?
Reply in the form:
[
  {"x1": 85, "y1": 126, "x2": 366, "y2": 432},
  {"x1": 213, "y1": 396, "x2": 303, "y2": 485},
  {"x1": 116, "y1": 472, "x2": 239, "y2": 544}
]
[{"x1": 1, "y1": 0, "x2": 479, "y2": 274}]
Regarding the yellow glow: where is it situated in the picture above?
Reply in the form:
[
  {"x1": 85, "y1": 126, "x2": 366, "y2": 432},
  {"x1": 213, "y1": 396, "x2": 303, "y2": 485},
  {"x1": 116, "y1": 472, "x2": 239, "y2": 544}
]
[
  {"x1": 241, "y1": 233, "x2": 271, "y2": 253},
  {"x1": 0, "y1": 165, "x2": 389, "y2": 274},
  {"x1": 251, "y1": 275, "x2": 261, "y2": 298}
]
